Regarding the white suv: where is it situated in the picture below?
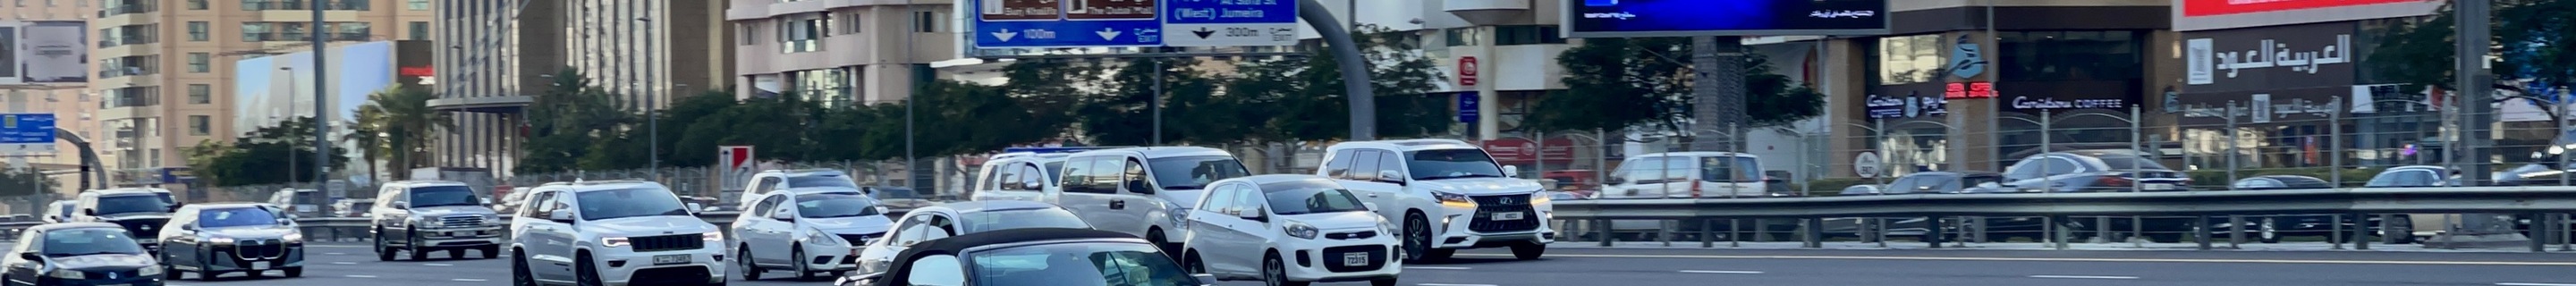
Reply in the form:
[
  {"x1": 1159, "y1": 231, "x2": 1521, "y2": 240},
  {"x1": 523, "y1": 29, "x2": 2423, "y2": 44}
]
[
  {"x1": 1318, "y1": 139, "x2": 1554, "y2": 262},
  {"x1": 1054, "y1": 147, "x2": 1255, "y2": 255},
  {"x1": 1182, "y1": 175, "x2": 1400, "y2": 286},
  {"x1": 730, "y1": 187, "x2": 892, "y2": 281},
  {"x1": 737, "y1": 169, "x2": 862, "y2": 210},
  {"x1": 508, "y1": 181, "x2": 726, "y2": 286}
]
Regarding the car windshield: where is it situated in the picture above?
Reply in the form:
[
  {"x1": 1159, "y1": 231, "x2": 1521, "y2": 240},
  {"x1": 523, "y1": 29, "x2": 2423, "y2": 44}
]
[
  {"x1": 968, "y1": 242, "x2": 1198, "y2": 286},
  {"x1": 958, "y1": 208, "x2": 1091, "y2": 234},
  {"x1": 199, "y1": 207, "x2": 284, "y2": 228},
  {"x1": 575, "y1": 188, "x2": 691, "y2": 221},
  {"x1": 1147, "y1": 156, "x2": 1250, "y2": 190},
  {"x1": 1699, "y1": 156, "x2": 1764, "y2": 182},
  {"x1": 1408, "y1": 149, "x2": 1507, "y2": 181},
  {"x1": 53, "y1": 203, "x2": 72, "y2": 217},
  {"x1": 410, "y1": 186, "x2": 482, "y2": 207},
  {"x1": 2367, "y1": 170, "x2": 2441, "y2": 187},
  {"x1": 2093, "y1": 156, "x2": 2171, "y2": 170},
  {"x1": 42, "y1": 229, "x2": 148, "y2": 257},
  {"x1": 874, "y1": 188, "x2": 920, "y2": 199},
  {"x1": 789, "y1": 174, "x2": 860, "y2": 189},
  {"x1": 795, "y1": 193, "x2": 882, "y2": 218},
  {"x1": 93, "y1": 195, "x2": 172, "y2": 215},
  {"x1": 1260, "y1": 181, "x2": 1370, "y2": 215}
]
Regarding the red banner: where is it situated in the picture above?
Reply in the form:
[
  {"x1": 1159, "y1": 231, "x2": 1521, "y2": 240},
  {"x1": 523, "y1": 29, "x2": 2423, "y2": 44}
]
[
  {"x1": 1483, "y1": 137, "x2": 1576, "y2": 164},
  {"x1": 2182, "y1": 0, "x2": 2425, "y2": 17}
]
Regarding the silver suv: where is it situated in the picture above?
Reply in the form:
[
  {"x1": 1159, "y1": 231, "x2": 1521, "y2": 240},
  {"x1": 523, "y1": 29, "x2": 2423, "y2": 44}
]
[
  {"x1": 370, "y1": 181, "x2": 504, "y2": 261},
  {"x1": 509, "y1": 181, "x2": 726, "y2": 286}
]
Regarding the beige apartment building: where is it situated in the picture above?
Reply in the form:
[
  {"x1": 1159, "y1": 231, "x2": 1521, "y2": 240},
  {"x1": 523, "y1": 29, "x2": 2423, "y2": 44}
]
[
  {"x1": 87, "y1": 0, "x2": 433, "y2": 198},
  {"x1": 725, "y1": 0, "x2": 953, "y2": 106},
  {"x1": 430, "y1": 0, "x2": 733, "y2": 174},
  {"x1": 6, "y1": 0, "x2": 107, "y2": 198}
]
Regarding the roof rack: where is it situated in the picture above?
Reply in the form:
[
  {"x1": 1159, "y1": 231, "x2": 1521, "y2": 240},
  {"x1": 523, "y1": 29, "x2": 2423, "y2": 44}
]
[{"x1": 1004, "y1": 147, "x2": 1133, "y2": 155}]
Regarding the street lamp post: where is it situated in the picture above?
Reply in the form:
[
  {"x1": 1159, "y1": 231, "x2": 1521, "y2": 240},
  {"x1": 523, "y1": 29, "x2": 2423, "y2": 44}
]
[{"x1": 309, "y1": 0, "x2": 332, "y2": 194}]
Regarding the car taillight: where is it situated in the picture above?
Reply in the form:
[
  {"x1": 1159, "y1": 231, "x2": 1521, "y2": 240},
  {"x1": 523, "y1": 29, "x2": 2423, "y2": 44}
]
[
  {"x1": 2097, "y1": 176, "x2": 2134, "y2": 187},
  {"x1": 1690, "y1": 180, "x2": 1704, "y2": 198}
]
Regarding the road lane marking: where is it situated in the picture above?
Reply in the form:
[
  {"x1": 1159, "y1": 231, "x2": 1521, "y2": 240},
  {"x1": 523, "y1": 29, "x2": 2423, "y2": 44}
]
[
  {"x1": 1418, "y1": 284, "x2": 1497, "y2": 286},
  {"x1": 344, "y1": 274, "x2": 379, "y2": 278},
  {"x1": 1679, "y1": 270, "x2": 1763, "y2": 274},
  {"x1": 311, "y1": 245, "x2": 368, "y2": 248},
  {"x1": 1457, "y1": 253, "x2": 2576, "y2": 266},
  {"x1": 2030, "y1": 275, "x2": 2140, "y2": 280},
  {"x1": 2498, "y1": 283, "x2": 2576, "y2": 286},
  {"x1": 330, "y1": 262, "x2": 358, "y2": 265},
  {"x1": 425, "y1": 263, "x2": 453, "y2": 266},
  {"x1": 453, "y1": 279, "x2": 489, "y2": 282},
  {"x1": 1405, "y1": 266, "x2": 1472, "y2": 270},
  {"x1": 325, "y1": 253, "x2": 347, "y2": 255}
]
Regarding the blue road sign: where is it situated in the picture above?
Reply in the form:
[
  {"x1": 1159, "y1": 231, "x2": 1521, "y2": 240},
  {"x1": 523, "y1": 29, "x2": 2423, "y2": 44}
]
[
  {"x1": 0, "y1": 114, "x2": 58, "y2": 152},
  {"x1": 1458, "y1": 92, "x2": 1480, "y2": 122},
  {"x1": 971, "y1": 0, "x2": 1297, "y2": 49}
]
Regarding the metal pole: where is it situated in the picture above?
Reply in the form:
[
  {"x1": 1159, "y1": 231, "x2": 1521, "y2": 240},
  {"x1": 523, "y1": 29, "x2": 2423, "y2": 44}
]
[
  {"x1": 1537, "y1": 130, "x2": 1547, "y2": 177},
  {"x1": 1297, "y1": 0, "x2": 1376, "y2": 140},
  {"x1": 1874, "y1": 121, "x2": 1885, "y2": 187},
  {"x1": 903, "y1": 0, "x2": 918, "y2": 190},
  {"x1": 1151, "y1": 59, "x2": 1163, "y2": 145},
  {"x1": 2226, "y1": 102, "x2": 2241, "y2": 183},
  {"x1": 309, "y1": 1, "x2": 331, "y2": 193},
  {"x1": 1596, "y1": 129, "x2": 1610, "y2": 192},
  {"x1": 2458, "y1": 0, "x2": 2495, "y2": 187},
  {"x1": 2333, "y1": 98, "x2": 2344, "y2": 186}
]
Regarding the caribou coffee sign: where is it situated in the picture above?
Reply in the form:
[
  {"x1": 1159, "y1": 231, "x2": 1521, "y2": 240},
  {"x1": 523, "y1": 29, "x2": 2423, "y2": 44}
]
[{"x1": 1865, "y1": 92, "x2": 1945, "y2": 119}]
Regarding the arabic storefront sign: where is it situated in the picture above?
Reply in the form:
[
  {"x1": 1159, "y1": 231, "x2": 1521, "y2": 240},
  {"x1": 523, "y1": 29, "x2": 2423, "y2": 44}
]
[
  {"x1": 1944, "y1": 81, "x2": 1995, "y2": 99},
  {"x1": 1865, "y1": 91, "x2": 1946, "y2": 120},
  {"x1": 2182, "y1": 21, "x2": 2360, "y2": 92},
  {"x1": 2176, "y1": 87, "x2": 2351, "y2": 125}
]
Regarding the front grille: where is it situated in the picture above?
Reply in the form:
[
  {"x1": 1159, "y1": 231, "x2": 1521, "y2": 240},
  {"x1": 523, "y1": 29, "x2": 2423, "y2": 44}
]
[
  {"x1": 111, "y1": 218, "x2": 168, "y2": 237},
  {"x1": 234, "y1": 239, "x2": 286, "y2": 259},
  {"x1": 438, "y1": 215, "x2": 487, "y2": 226},
  {"x1": 1325, "y1": 231, "x2": 1377, "y2": 240},
  {"x1": 630, "y1": 234, "x2": 704, "y2": 252},
  {"x1": 628, "y1": 265, "x2": 712, "y2": 286},
  {"x1": 835, "y1": 232, "x2": 883, "y2": 245},
  {"x1": 1319, "y1": 245, "x2": 1388, "y2": 273},
  {"x1": 1468, "y1": 195, "x2": 1538, "y2": 232},
  {"x1": 84, "y1": 268, "x2": 141, "y2": 280}
]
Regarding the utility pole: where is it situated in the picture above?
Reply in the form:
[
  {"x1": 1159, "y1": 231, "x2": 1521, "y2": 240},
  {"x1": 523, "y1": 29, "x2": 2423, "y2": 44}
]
[
  {"x1": 310, "y1": 0, "x2": 333, "y2": 193},
  {"x1": 2456, "y1": 0, "x2": 2495, "y2": 186}
]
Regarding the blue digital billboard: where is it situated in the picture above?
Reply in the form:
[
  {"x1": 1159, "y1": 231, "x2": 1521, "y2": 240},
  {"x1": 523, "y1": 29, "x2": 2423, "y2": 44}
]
[{"x1": 1564, "y1": 0, "x2": 1888, "y2": 38}]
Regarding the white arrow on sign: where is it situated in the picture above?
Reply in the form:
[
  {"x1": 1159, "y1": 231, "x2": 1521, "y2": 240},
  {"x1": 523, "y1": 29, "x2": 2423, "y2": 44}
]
[
  {"x1": 1097, "y1": 28, "x2": 1123, "y2": 41},
  {"x1": 992, "y1": 29, "x2": 1020, "y2": 42}
]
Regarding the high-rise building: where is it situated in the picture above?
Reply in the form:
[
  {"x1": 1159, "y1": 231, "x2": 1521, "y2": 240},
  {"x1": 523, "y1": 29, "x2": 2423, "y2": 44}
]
[
  {"x1": 431, "y1": 0, "x2": 733, "y2": 175},
  {"x1": 725, "y1": 0, "x2": 953, "y2": 106},
  {"x1": 83, "y1": 0, "x2": 435, "y2": 196},
  {"x1": 4, "y1": 0, "x2": 106, "y2": 197}
]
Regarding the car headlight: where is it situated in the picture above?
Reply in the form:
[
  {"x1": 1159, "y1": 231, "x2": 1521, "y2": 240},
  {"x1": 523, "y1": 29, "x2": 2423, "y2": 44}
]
[
  {"x1": 1284, "y1": 221, "x2": 1319, "y2": 240},
  {"x1": 1434, "y1": 191, "x2": 1477, "y2": 208},
  {"x1": 804, "y1": 229, "x2": 843, "y2": 247},
  {"x1": 137, "y1": 265, "x2": 163, "y2": 276},
  {"x1": 1168, "y1": 206, "x2": 1193, "y2": 227},
  {"x1": 208, "y1": 237, "x2": 235, "y2": 244},
  {"x1": 47, "y1": 269, "x2": 82, "y2": 280},
  {"x1": 873, "y1": 206, "x2": 890, "y2": 214},
  {"x1": 703, "y1": 231, "x2": 724, "y2": 242},
  {"x1": 1376, "y1": 217, "x2": 1398, "y2": 235},
  {"x1": 283, "y1": 232, "x2": 304, "y2": 242},
  {"x1": 1530, "y1": 193, "x2": 1552, "y2": 206},
  {"x1": 602, "y1": 237, "x2": 631, "y2": 248}
]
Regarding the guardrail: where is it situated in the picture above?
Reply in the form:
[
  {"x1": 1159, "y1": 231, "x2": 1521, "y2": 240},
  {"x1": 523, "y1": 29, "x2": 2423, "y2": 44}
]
[{"x1": 1548, "y1": 186, "x2": 2576, "y2": 252}]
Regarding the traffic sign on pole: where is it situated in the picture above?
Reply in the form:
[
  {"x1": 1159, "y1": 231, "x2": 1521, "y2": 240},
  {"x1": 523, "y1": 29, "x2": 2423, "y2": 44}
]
[
  {"x1": 0, "y1": 114, "x2": 57, "y2": 153},
  {"x1": 971, "y1": 0, "x2": 1298, "y2": 48}
]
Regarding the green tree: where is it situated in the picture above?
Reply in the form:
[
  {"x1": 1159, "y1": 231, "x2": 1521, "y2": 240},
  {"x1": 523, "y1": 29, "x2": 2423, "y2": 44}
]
[
  {"x1": 1074, "y1": 57, "x2": 1225, "y2": 146},
  {"x1": 626, "y1": 89, "x2": 743, "y2": 168},
  {"x1": 198, "y1": 117, "x2": 352, "y2": 186},
  {"x1": 0, "y1": 168, "x2": 54, "y2": 197},
  {"x1": 1197, "y1": 24, "x2": 1456, "y2": 144},
  {"x1": 999, "y1": 59, "x2": 1099, "y2": 139},
  {"x1": 2368, "y1": 0, "x2": 2576, "y2": 91},
  {"x1": 1528, "y1": 38, "x2": 1825, "y2": 133},
  {"x1": 354, "y1": 87, "x2": 450, "y2": 179},
  {"x1": 517, "y1": 69, "x2": 636, "y2": 173}
]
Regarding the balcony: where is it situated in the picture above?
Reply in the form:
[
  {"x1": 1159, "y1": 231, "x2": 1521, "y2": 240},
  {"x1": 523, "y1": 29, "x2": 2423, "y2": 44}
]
[
  {"x1": 241, "y1": 0, "x2": 369, "y2": 11},
  {"x1": 244, "y1": 32, "x2": 372, "y2": 42},
  {"x1": 99, "y1": 4, "x2": 157, "y2": 17}
]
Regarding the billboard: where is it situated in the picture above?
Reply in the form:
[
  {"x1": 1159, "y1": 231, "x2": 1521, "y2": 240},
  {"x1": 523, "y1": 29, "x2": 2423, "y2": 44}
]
[
  {"x1": 4, "y1": 21, "x2": 89, "y2": 85},
  {"x1": 1564, "y1": 0, "x2": 1888, "y2": 38},
  {"x1": 2172, "y1": 0, "x2": 2440, "y2": 31}
]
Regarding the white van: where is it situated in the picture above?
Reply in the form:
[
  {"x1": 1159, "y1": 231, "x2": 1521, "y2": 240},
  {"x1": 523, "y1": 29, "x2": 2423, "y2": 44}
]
[
  {"x1": 1052, "y1": 147, "x2": 1254, "y2": 254},
  {"x1": 969, "y1": 147, "x2": 1121, "y2": 202},
  {"x1": 1597, "y1": 152, "x2": 1773, "y2": 199}
]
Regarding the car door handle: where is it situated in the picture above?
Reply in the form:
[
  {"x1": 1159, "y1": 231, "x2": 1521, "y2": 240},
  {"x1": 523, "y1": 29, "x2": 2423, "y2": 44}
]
[{"x1": 1110, "y1": 199, "x2": 1126, "y2": 209}]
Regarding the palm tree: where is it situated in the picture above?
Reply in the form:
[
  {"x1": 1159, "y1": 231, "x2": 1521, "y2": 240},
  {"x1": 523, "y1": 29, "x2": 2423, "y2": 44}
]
[
  {"x1": 356, "y1": 87, "x2": 452, "y2": 180},
  {"x1": 341, "y1": 120, "x2": 384, "y2": 184}
]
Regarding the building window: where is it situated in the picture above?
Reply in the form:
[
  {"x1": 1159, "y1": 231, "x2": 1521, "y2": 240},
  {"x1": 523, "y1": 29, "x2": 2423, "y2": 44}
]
[
  {"x1": 189, "y1": 53, "x2": 211, "y2": 72},
  {"x1": 188, "y1": 84, "x2": 210, "y2": 104},
  {"x1": 738, "y1": 22, "x2": 758, "y2": 46},
  {"x1": 1445, "y1": 28, "x2": 1480, "y2": 46},
  {"x1": 914, "y1": 11, "x2": 937, "y2": 33},
  {"x1": 189, "y1": 0, "x2": 206, "y2": 10},
  {"x1": 407, "y1": 0, "x2": 426, "y2": 10},
  {"x1": 188, "y1": 115, "x2": 210, "y2": 136},
  {"x1": 843, "y1": 11, "x2": 862, "y2": 35},
  {"x1": 1995, "y1": 30, "x2": 2143, "y2": 82},
  {"x1": 242, "y1": 22, "x2": 270, "y2": 41},
  {"x1": 410, "y1": 21, "x2": 429, "y2": 40},
  {"x1": 188, "y1": 21, "x2": 209, "y2": 41},
  {"x1": 1876, "y1": 34, "x2": 1942, "y2": 85},
  {"x1": 1494, "y1": 25, "x2": 1563, "y2": 46}
]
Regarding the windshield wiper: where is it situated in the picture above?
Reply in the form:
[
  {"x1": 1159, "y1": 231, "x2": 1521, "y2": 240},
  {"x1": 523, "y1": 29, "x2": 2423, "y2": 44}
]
[
  {"x1": 1417, "y1": 173, "x2": 1502, "y2": 181},
  {"x1": 1163, "y1": 186, "x2": 1206, "y2": 190},
  {"x1": 51, "y1": 251, "x2": 134, "y2": 257}
]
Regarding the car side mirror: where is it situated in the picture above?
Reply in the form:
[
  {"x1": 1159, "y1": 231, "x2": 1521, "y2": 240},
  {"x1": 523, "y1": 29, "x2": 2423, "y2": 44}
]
[
  {"x1": 1237, "y1": 209, "x2": 1267, "y2": 222},
  {"x1": 15, "y1": 252, "x2": 38, "y2": 261},
  {"x1": 547, "y1": 211, "x2": 575, "y2": 223},
  {"x1": 481, "y1": 198, "x2": 494, "y2": 206},
  {"x1": 769, "y1": 211, "x2": 794, "y2": 222},
  {"x1": 1193, "y1": 273, "x2": 1219, "y2": 286},
  {"x1": 1125, "y1": 180, "x2": 1154, "y2": 195},
  {"x1": 1023, "y1": 181, "x2": 1045, "y2": 190},
  {"x1": 1376, "y1": 170, "x2": 1407, "y2": 185},
  {"x1": 1606, "y1": 177, "x2": 1627, "y2": 185},
  {"x1": 179, "y1": 223, "x2": 197, "y2": 231},
  {"x1": 388, "y1": 202, "x2": 409, "y2": 210},
  {"x1": 82, "y1": 209, "x2": 94, "y2": 216},
  {"x1": 1977, "y1": 182, "x2": 2003, "y2": 189},
  {"x1": 1363, "y1": 203, "x2": 1379, "y2": 211},
  {"x1": 686, "y1": 203, "x2": 705, "y2": 214},
  {"x1": 843, "y1": 272, "x2": 885, "y2": 286},
  {"x1": 1502, "y1": 165, "x2": 1521, "y2": 178}
]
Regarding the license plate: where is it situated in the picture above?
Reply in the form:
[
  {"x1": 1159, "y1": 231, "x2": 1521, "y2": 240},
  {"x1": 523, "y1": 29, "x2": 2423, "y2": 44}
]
[
  {"x1": 1341, "y1": 252, "x2": 1368, "y2": 266},
  {"x1": 652, "y1": 255, "x2": 690, "y2": 265},
  {"x1": 252, "y1": 261, "x2": 269, "y2": 270},
  {"x1": 2145, "y1": 184, "x2": 2176, "y2": 190},
  {"x1": 1491, "y1": 212, "x2": 1524, "y2": 221}
]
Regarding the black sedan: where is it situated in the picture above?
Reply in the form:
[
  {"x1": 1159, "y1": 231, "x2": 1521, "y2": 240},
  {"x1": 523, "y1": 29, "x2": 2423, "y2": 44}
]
[{"x1": 1, "y1": 223, "x2": 169, "y2": 286}]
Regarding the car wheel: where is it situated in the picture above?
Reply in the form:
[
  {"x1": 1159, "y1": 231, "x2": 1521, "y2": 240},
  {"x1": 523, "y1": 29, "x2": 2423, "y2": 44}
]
[
  {"x1": 198, "y1": 245, "x2": 220, "y2": 281},
  {"x1": 407, "y1": 228, "x2": 428, "y2": 261},
  {"x1": 1183, "y1": 251, "x2": 1208, "y2": 275},
  {"x1": 577, "y1": 254, "x2": 604, "y2": 286},
  {"x1": 792, "y1": 247, "x2": 813, "y2": 280},
  {"x1": 513, "y1": 250, "x2": 538, "y2": 286},
  {"x1": 1509, "y1": 242, "x2": 1545, "y2": 260},
  {"x1": 738, "y1": 248, "x2": 761, "y2": 281},
  {"x1": 374, "y1": 231, "x2": 394, "y2": 261},
  {"x1": 1402, "y1": 214, "x2": 1433, "y2": 264},
  {"x1": 2258, "y1": 219, "x2": 2283, "y2": 244},
  {"x1": 1369, "y1": 276, "x2": 1399, "y2": 286},
  {"x1": 284, "y1": 266, "x2": 302, "y2": 278},
  {"x1": 451, "y1": 249, "x2": 466, "y2": 259},
  {"x1": 483, "y1": 246, "x2": 502, "y2": 259},
  {"x1": 1263, "y1": 254, "x2": 1309, "y2": 286},
  {"x1": 1146, "y1": 229, "x2": 1178, "y2": 261}
]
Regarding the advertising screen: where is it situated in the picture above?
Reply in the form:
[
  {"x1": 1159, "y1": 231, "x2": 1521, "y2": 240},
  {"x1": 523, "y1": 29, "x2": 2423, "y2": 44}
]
[{"x1": 1566, "y1": 0, "x2": 1888, "y2": 38}]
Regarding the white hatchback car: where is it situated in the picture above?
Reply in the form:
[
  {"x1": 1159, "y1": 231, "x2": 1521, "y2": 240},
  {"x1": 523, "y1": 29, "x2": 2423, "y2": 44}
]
[
  {"x1": 507, "y1": 181, "x2": 726, "y2": 286},
  {"x1": 1182, "y1": 175, "x2": 1400, "y2": 286},
  {"x1": 730, "y1": 187, "x2": 893, "y2": 281}
]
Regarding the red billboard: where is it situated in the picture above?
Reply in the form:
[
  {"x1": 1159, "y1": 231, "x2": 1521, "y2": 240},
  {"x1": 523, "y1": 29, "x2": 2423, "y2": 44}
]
[
  {"x1": 2181, "y1": 0, "x2": 2425, "y2": 17},
  {"x1": 1483, "y1": 137, "x2": 1577, "y2": 164}
]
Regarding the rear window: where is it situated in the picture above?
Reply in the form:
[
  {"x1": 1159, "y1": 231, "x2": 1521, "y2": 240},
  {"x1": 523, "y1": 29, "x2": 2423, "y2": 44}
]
[
  {"x1": 789, "y1": 174, "x2": 860, "y2": 189},
  {"x1": 1699, "y1": 156, "x2": 1763, "y2": 182},
  {"x1": 2092, "y1": 156, "x2": 2170, "y2": 170}
]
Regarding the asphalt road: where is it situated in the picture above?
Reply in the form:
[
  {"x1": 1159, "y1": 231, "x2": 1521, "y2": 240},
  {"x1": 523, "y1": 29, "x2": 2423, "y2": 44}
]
[{"x1": 84, "y1": 242, "x2": 2576, "y2": 286}]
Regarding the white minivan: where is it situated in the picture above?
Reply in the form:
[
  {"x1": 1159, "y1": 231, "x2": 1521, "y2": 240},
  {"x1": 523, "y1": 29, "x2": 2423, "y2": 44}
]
[
  {"x1": 969, "y1": 147, "x2": 1118, "y2": 202},
  {"x1": 1317, "y1": 139, "x2": 1553, "y2": 262},
  {"x1": 1053, "y1": 147, "x2": 1254, "y2": 254},
  {"x1": 1597, "y1": 152, "x2": 1772, "y2": 199}
]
